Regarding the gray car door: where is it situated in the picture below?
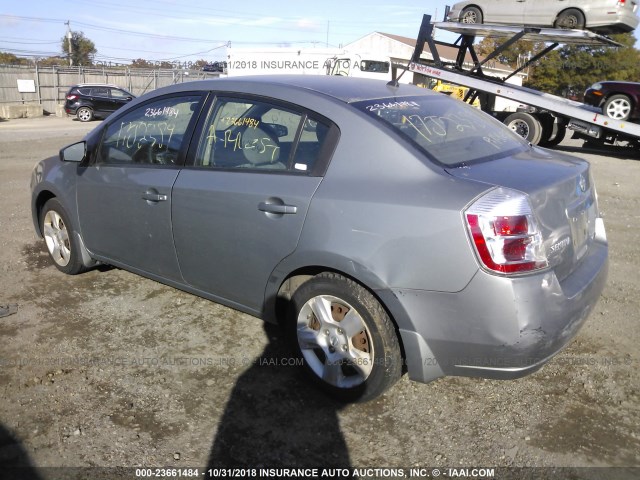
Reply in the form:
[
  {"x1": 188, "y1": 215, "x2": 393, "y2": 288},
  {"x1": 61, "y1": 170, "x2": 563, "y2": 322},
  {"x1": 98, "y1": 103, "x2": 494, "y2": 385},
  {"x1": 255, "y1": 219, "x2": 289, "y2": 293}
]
[
  {"x1": 76, "y1": 93, "x2": 203, "y2": 280},
  {"x1": 484, "y1": 0, "x2": 527, "y2": 24},
  {"x1": 171, "y1": 97, "x2": 331, "y2": 313}
]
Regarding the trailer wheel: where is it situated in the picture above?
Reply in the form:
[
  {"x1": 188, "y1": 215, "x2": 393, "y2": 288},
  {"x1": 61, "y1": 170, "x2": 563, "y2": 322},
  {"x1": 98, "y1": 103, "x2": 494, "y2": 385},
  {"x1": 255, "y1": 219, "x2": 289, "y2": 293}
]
[
  {"x1": 504, "y1": 112, "x2": 542, "y2": 145},
  {"x1": 460, "y1": 7, "x2": 483, "y2": 24},
  {"x1": 543, "y1": 125, "x2": 566, "y2": 147},
  {"x1": 555, "y1": 9, "x2": 585, "y2": 29},
  {"x1": 536, "y1": 114, "x2": 566, "y2": 147}
]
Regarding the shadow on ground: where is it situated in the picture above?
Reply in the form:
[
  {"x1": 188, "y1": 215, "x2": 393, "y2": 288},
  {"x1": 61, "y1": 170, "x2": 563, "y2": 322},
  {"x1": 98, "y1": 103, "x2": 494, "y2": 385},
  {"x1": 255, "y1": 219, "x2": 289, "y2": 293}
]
[
  {"x1": 0, "y1": 424, "x2": 42, "y2": 480},
  {"x1": 553, "y1": 138, "x2": 640, "y2": 161},
  {"x1": 207, "y1": 323, "x2": 352, "y2": 468}
]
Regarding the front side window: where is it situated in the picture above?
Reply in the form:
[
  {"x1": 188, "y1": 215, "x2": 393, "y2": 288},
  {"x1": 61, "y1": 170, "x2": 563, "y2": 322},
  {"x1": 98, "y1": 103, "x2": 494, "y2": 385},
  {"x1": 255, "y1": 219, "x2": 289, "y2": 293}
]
[
  {"x1": 353, "y1": 95, "x2": 528, "y2": 166},
  {"x1": 195, "y1": 97, "x2": 329, "y2": 173},
  {"x1": 110, "y1": 88, "x2": 132, "y2": 99},
  {"x1": 98, "y1": 94, "x2": 201, "y2": 165}
]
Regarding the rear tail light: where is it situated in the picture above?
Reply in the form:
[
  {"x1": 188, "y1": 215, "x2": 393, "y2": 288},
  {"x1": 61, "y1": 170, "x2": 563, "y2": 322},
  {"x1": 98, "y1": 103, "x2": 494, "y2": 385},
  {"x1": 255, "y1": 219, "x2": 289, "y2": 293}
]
[
  {"x1": 465, "y1": 188, "x2": 548, "y2": 274},
  {"x1": 66, "y1": 94, "x2": 78, "y2": 100}
]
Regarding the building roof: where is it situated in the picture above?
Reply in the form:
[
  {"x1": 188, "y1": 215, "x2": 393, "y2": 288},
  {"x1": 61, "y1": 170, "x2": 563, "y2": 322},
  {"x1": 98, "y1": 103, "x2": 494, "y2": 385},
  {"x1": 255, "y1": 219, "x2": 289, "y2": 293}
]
[{"x1": 375, "y1": 31, "x2": 483, "y2": 65}]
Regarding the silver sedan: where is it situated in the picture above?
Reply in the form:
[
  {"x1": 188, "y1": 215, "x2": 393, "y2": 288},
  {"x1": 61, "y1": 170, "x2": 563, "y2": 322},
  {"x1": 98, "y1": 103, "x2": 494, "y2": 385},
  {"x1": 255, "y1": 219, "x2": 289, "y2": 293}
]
[
  {"x1": 30, "y1": 76, "x2": 608, "y2": 402},
  {"x1": 448, "y1": 0, "x2": 639, "y2": 33}
]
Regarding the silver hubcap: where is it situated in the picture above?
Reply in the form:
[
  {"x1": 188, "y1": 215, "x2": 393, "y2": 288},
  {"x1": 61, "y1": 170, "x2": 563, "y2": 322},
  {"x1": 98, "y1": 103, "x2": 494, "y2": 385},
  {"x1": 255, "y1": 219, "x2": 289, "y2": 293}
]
[
  {"x1": 508, "y1": 119, "x2": 530, "y2": 138},
  {"x1": 297, "y1": 295, "x2": 374, "y2": 388},
  {"x1": 560, "y1": 16, "x2": 579, "y2": 28},
  {"x1": 43, "y1": 210, "x2": 71, "y2": 267},
  {"x1": 605, "y1": 99, "x2": 631, "y2": 120},
  {"x1": 78, "y1": 109, "x2": 91, "y2": 121},
  {"x1": 462, "y1": 11, "x2": 478, "y2": 23}
]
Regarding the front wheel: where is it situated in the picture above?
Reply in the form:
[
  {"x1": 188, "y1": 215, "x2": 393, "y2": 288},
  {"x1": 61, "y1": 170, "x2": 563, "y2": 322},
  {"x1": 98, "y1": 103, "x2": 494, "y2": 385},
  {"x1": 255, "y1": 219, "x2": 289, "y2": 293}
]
[
  {"x1": 289, "y1": 273, "x2": 402, "y2": 402},
  {"x1": 41, "y1": 198, "x2": 87, "y2": 275}
]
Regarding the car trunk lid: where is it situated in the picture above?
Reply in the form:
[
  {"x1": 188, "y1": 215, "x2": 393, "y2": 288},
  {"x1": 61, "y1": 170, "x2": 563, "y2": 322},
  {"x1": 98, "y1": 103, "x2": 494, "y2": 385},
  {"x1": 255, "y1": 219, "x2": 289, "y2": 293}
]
[{"x1": 447, "y1": 147, "x2": 599, "y2": 281}]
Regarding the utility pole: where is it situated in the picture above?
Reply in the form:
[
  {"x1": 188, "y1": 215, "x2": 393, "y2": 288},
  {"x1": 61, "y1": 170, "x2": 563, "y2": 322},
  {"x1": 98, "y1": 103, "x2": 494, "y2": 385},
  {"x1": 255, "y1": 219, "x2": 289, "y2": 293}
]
[
  {"x1": 326, "y1": 21, "x2": 329, "y2": 48},
  {"x1": 65, "y1": 20, "x2": 73, "y2": 66}
]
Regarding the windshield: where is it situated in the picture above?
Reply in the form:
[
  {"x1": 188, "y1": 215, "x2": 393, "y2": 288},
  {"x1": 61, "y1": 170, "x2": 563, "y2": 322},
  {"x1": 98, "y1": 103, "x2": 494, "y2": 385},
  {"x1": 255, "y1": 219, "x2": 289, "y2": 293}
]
[{"x1": 353, "y1": 95, "x2": 528, "y2": 166}]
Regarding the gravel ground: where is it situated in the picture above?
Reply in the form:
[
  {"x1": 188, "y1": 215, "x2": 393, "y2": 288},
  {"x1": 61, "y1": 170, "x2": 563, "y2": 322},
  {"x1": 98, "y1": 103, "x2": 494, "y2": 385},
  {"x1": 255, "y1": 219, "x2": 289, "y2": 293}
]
[{"x1": 0, "y1": 116, "x2": 638, "y2": 479}]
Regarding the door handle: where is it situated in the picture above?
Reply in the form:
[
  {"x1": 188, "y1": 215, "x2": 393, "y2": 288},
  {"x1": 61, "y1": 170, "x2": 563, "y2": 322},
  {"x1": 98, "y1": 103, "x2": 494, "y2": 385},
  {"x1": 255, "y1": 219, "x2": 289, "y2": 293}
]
[
  {"x1": 142, "y1": 191, "x2": 168, "y2": 202},
  {"x1": 258, "y1": 201, "x2": 297, "y2": 214}
]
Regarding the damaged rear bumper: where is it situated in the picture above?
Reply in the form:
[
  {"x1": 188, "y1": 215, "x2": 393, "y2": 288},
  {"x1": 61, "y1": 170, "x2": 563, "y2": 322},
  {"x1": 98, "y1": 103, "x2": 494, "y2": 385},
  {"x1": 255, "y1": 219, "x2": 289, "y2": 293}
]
[{"x1": 396, "y1": 239, "x2": 608, "y2": 383}]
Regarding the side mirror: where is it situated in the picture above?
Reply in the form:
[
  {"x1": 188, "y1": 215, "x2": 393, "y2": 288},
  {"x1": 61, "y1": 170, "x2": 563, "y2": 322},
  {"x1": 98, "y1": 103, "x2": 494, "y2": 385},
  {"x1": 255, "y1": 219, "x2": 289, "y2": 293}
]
[{"x1": 60, "y1": 141, "x2": 86, "y2": 163}]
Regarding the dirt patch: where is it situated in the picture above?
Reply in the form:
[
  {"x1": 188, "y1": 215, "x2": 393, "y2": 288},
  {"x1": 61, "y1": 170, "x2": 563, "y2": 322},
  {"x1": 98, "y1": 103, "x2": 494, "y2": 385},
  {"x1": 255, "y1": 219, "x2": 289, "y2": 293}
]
[{"x1": 0, "y1": 117, "x2": 638, "y2": 475}]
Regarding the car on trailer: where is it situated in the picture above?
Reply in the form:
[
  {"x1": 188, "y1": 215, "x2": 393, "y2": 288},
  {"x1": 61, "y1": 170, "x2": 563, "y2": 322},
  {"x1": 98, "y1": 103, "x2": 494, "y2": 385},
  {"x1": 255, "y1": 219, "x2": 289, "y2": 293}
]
[
  {"x1": 584, "y1": 81, "x2": 640, "y2": 121},
  {"x1": 448, "y1": 0, "x2": 639, "y2": 33}
]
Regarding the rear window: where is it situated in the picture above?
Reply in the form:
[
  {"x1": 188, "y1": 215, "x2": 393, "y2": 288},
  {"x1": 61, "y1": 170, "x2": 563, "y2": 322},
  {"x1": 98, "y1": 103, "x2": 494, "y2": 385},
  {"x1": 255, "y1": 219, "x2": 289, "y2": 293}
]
[{"x1": 353, "y1": 95, "x2": 528, "y2": 166}]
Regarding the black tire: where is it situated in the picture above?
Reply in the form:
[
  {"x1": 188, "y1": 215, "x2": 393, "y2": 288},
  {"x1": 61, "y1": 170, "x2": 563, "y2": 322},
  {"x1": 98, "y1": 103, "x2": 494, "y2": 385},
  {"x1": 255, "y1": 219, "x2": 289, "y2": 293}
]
[
  {"x1": 536, "y1": 113, "x2": 556, "y2": 147},
  {"x1": 603, "y1": 94, "x2": 633, "y2": 121},
  {"x1": 504, "y1": 112, "x2": 542, "y2": 145},
  {"x1": 76, "y1": 106, "x2": 93, "y2": 122},
  {"x1": 41, "y1": 198, "x2": 87, "y2": 275},
  {"x1": 544, "y1": 123, "x2": 567, "y2": 147},
  {"x1": 289, "y1": 272, "x2": 402, "y2": 402},
  {"x1": 555, "y1": 9, "x2": 585, "y2": 29},
  {"x1": 460, "y1": 6, "x2": 483, "y2": 24}
]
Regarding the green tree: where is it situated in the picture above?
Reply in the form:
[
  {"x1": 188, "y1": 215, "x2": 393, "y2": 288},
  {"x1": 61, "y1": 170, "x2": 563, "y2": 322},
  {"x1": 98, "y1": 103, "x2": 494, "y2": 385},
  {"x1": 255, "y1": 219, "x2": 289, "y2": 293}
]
[
  {"x1": 475, "y1": 36, "x2": 547, "y2": 69},
  {"x1": 130, "y1": 58, "x2": 154, "y2": 68},
  {"x1": 527, "y1": 33, "x2": 640, "y2": 95},
  {"x1": 61, "y1": 31, "x2": 96, "y2": 66},
  {"x1": 38, "y1": 56, "x2": 68, "y2": 67},
  {"x1": 0, "y1": 52, "x2": 31, "y2": 65}
]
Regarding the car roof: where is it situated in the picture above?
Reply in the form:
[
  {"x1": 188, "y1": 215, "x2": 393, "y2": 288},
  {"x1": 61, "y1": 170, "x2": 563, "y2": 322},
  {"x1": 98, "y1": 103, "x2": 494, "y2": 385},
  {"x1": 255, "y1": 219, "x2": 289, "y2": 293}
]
[
  {"x1": 599, "y1": 81, "x2": 640, "y2": 86},
  {"x1": 74, "y1": 83, "x2": 122, "y2": 88},
  {"x1": 153, "y1": 75, "x2": 438, "y2": 104}
]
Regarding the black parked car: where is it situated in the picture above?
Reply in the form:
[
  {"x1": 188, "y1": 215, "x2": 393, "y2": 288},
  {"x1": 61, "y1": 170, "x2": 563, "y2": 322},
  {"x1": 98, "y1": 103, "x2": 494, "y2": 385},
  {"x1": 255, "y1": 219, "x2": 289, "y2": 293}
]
[
  {"x1": 583, "y1": 81, "x2": 640, "y2": 121},
  {"x1": 64, "y1": 84, "x2": 135, "y2": 122}
]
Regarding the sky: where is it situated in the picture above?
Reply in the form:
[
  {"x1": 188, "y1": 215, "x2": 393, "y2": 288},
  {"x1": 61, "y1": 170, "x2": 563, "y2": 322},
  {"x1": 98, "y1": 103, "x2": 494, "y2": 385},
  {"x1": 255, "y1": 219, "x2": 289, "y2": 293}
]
[{"x1": 0, "y1": 0, "x2": 455, "y2": 66}]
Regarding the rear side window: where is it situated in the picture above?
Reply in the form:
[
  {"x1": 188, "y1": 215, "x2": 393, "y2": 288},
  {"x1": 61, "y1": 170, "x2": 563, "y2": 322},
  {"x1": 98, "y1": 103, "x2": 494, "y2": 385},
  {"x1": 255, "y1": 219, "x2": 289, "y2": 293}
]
[
  {"x1": 97, "y1": 94, "x2": 202, "y2": 165},
  {"x1": 353, "y1": 95, "x2": 528, "y2": 166},
  {"x1": 195, "y1": 97, "x2": 330, "y2": 174},
  {"x1": 92, "y1": 87, "x2": 110, "y2": 97}
]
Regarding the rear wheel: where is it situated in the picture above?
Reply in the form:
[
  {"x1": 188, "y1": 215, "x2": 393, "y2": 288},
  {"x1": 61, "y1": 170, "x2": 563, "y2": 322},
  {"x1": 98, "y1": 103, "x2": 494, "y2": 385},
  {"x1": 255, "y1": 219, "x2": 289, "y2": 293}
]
[
  {"x1": 289, "y1": 273, "x2": 402, "y2": 402},
  {"x1": 41, "y1": 198, "x2": 87, "y2": 275},
  {"x1": 504, "y1": 112, "x2": 542, "y2": 145},
  {"x1": 76, "y1": 107, "x2": 93, "y2": 122},
  {"x1": 555, "y1": 9, "x2": 585, "y2": 29},
  {"x1": 460, "y1": 6, "x2": 483, "y2": 24},
  {"x1": 603, "y1": 94, "x2": 632, "y2": 121}
]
